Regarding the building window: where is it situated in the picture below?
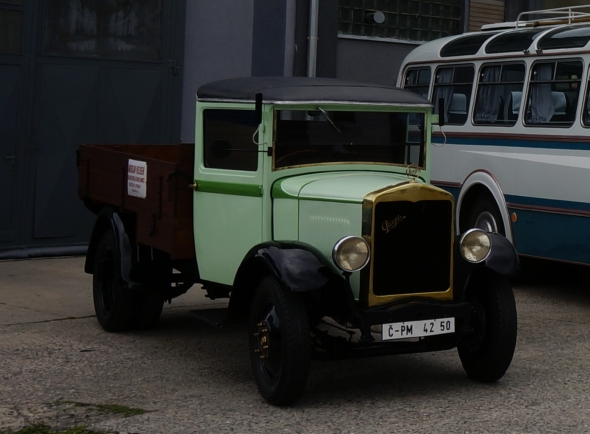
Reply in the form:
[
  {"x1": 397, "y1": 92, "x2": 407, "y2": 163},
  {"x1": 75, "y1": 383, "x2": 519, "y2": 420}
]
[
  {"x1": 338, "y1": 0, "x2": 461, "y2": 42},
  {"x1": 44, "y1": 0, "x2": 162, "y2": 61}
]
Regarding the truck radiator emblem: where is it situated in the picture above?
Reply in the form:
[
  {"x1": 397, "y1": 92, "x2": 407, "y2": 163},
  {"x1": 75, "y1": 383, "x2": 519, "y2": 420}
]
[{"x1": 381, "y1": 215, "x2": 406, "y2": 233}]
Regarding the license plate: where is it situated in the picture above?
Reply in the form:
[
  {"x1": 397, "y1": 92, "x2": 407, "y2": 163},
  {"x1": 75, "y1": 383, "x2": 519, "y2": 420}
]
[{"x1": 381, "y1": 317, "x2": 455, "y2": 341}]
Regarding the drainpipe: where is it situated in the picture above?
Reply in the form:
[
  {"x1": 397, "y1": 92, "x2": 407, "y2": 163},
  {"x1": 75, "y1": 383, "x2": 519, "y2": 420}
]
[{"x1": 307, "y1": 0, "x2": 319, "y2": 77}]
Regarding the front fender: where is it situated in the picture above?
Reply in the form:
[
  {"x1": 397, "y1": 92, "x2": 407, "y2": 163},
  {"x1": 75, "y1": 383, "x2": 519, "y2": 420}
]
[
  {"x1": 226, "y1": 241, "x2": 344, "y2": 323},
  {"x1": 483, "y1": 232, "x2": 521, "y2": 277},
  {"x1": 84, "y1": 207, "x2": 139, "y2": 290},
  {"x1": 235, "y1": 241, "x2": 342, "y2": 292},
  {"x1": 454, "y1": 232, "x2": 520, "y2": 298}
]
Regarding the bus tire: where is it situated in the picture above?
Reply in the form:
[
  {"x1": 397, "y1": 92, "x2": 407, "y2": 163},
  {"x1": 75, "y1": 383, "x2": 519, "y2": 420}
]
[
  {"x1": 466, "y1": 194, "x2": 505, "y2": 235},
  {"x1": 458, "y1": 269, "x2": 517, "y2": 382},
  {"x1": 249, "y1": 275, "x2": 311, "y2": 406},
  {"x1": 93, "y1": 229, "x2": 135, "y2": 332}
]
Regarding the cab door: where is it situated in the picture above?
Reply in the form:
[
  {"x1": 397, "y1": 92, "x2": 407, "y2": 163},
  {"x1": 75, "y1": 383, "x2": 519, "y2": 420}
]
[{"x1": 193, "y1": 105, "x2": 266, "y2": 285}]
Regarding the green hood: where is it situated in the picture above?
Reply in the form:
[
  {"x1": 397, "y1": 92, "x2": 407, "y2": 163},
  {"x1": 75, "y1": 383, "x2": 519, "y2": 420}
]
[{"x1": 272, "y1": 171, "x2": 413, "y2": 203}]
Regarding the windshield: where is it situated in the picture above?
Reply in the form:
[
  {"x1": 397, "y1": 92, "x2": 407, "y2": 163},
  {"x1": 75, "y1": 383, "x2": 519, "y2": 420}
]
[{"x1": 274, "y1": 109, "x2": 425, "y2": 170}]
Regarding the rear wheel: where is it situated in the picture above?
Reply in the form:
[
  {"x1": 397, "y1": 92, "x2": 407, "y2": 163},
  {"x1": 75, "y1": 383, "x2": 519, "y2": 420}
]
[
  {"x1": 249, "y1": 276, "x2": 311, "y2": 406},
  {"x1": 458, "y1": 269, "x2": 517, "y2": 382},
  {"x1": 132, "y1": 246, "x2": 167, "y2": 329},
  {"x1": 93, "y1": 230, "x2": 135, "y2": 332},
  {"x1": 134, "y1": 289, "x2": 164, "y2": 329}
]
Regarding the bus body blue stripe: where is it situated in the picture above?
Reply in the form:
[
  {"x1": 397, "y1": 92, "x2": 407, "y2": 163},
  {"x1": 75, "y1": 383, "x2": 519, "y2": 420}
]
[
  {"x1": 509, "y1": 209, "x2": 590, "y2": 264},
  {"x1": 505, "y1": 195, "x2": 590, "y2": 214},
  {"x1": 432, "y1": 135, "x2": 590, "y2": 150}
]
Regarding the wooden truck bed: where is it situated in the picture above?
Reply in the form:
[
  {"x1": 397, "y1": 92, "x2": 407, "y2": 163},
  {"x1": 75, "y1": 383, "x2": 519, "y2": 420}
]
[{"x1": 78, "y1": 143, "x2": 196, "y2": 259}]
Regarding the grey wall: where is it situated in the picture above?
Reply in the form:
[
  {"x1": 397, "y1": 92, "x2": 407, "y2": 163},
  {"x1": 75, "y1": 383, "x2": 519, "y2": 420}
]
[
  {"x1": 180, "y1": 1, "x2": 255, "y2": 143},
  {"x1": 180, "y1": 1, "x2": 421, "y2": 142},
  {"x1": 336, "y1": 37, "x2": 419, "y2": 86},
  {"x1": 251, "y1": 0, "x2": 287, "y2": 76}
]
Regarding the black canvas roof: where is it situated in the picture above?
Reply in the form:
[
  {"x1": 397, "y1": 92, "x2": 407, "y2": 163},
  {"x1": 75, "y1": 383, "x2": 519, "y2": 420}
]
[{"x1": 197, "y1": 77, "x2": 431, "y2": 106}]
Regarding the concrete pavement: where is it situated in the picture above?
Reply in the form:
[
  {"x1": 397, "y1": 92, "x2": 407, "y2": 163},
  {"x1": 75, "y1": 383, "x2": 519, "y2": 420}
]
[
  {"x1": 2, "y1": 256, "x2": 590, "y2": 433},
  {"x1": 0, "y1": 257, "x2": 95, "y2": 326},
  {"x1": 0, "y1": 256, "x2": 217, "y2": 327}
]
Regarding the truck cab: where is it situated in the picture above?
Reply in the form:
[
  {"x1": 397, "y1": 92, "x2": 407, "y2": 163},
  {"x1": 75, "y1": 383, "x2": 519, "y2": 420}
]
[{"x1": 79, "y1": 77, "x2": 520, "y2": 406}]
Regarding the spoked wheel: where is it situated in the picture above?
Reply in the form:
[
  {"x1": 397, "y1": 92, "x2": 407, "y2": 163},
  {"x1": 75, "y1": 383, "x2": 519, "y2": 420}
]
[
  {"x1": 249, "y1": 276, "x2": 311, "y2": 406},
  {"x1": 458, "y1": 269, "x2": 517, "y2": 382},
  {"x1": 93, "y1": 230, "x2": 135, "y2": 332}
]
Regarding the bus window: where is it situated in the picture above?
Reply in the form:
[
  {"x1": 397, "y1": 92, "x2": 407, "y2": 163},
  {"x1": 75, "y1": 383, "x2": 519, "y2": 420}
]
[
  {"x1": 525, "y1": 60, "x2": 582, "y2": 127},
  {"x1": 485, "y1": 28, "x2": 545, "y2": 54},
  {"x1": 538, "y1": 26, "x2": 590, "y2": 50},
  {"x1": 583, "y1": 78, "x2": 590, "y2": 127},
  {"x1": 433, "y1": 65, "x2": 474, "y2": 125},
  {"x1": 474, "y1": 63, "x2": 525, "y2": 126},
  {"x1": 440, "y1": 32, "x2": 500, "y2": 57},
  {"x1": 404, "y1": 68, "x2": 431, "y2": 98}
]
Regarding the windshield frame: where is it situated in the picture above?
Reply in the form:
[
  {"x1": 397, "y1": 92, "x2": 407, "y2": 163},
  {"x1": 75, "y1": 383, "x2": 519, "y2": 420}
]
[{"x1": 271, "y1": 105, "x2": 427, "y2": 171}]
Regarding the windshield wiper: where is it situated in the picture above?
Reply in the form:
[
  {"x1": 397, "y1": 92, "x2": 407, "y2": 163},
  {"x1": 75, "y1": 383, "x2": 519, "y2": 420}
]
[{"x1": 318, "y1": 107, "x2": 341, "y2": 133}]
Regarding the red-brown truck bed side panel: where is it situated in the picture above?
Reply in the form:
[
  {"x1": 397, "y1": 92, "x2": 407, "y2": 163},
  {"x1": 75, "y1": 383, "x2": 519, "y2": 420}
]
[{"x1": 78, "y1": 144, "x2": 196, "y2": 259}]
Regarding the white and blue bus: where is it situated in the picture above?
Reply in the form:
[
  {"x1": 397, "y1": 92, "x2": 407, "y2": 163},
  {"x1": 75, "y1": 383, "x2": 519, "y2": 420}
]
[{"x1": 398, "y1": 6, "x2": 590, "y2": 265}]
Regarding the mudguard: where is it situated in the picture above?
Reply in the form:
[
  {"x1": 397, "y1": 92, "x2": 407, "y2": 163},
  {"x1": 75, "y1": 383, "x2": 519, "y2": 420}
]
[
  {"x1": 225, "y1": 241, "x2": 344, "y2": 323},
  {"x1": 84, "y1": 207, "x2": 139, "y2": 290},
  {"x1": 237, "y1": 241, "x2": 341, "y2": 292},
  {"x1": 483, "y1": 232, "x2": 521, "y2": 277}
]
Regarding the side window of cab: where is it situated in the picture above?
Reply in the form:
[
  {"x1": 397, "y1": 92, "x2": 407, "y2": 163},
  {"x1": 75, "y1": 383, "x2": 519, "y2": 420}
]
[{"x1": 202, "y1": 109, "x2": 259, "y2": 171}]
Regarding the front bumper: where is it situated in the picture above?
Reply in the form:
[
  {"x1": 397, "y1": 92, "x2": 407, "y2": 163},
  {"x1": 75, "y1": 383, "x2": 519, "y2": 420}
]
[
  {"x1": 311, "y1": 298, "x2": 474, "y2": 359},
  {"x1": 362, "y1": 298, "x2": 472, "y2": 328}
]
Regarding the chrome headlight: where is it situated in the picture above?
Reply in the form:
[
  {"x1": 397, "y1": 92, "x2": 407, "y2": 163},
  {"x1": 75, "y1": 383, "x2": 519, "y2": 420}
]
[
  {"x1": 332, "y1": 236, "x2": 370, "y2": 272},
  {"x1": 459, "y1": 229, "x2": 491, "y2": 263}
]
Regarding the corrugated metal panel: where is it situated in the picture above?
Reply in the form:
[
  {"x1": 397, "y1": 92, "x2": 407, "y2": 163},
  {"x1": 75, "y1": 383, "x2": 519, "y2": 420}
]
[{"x1": 470, "y1": 0, "x2": 505, "y2": 32}]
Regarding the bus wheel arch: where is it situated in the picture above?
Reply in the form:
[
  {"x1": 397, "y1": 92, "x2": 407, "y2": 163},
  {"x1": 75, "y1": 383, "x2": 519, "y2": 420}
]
[{"x1": 457, "y1": 172, "x2": 513, "y2": 243}]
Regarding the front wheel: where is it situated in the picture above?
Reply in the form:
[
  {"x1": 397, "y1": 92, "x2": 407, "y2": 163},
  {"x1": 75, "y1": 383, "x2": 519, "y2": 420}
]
[
  {"x1": 249, "y1": 276, "x2": 311, "y2": 406},
  {"x1": 464, "y1": 194, "x2": 505, "y2": 235},
  {"x1": 93, "y1": 230, "x2": 135, "y2": 332},
  {"x1": 458, "y1": 269, "x2": 517, "y2": 382}
]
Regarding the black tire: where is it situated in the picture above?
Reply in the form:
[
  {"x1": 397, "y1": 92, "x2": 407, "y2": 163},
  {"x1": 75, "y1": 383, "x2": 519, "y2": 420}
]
[
  {"x1": 458, "y1": 269, "x2": 517, "y2": 382},
  {"x1": 131, "y1": 245, "x2": 169, "y2": 329},
  {"x1": 465, "y1": 194, "x2": 505, "y2": 235},
  {"x1": 92, "y1": 230, "x2": 135, "y2": 332},
  {"x1": 134, "y1": 289, "x2": 164, "y2": 329},
  {"x1": 249, "y1": 276, "x2": 311, "y2": 406}
]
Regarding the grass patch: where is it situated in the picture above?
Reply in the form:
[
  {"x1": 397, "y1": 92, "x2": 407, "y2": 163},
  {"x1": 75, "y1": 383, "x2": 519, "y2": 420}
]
[
  {"x1": 4, "y1": 424, "x2": 105, "y2": 434},
  {"x1": 59, "y1": 401, "x2": 150, "y2": 417}
]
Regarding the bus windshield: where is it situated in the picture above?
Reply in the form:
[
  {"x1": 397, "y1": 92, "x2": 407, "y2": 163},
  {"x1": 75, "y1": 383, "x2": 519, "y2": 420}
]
[{"x1": 274, "y1": 109, "x2": 425, "y2": 169}]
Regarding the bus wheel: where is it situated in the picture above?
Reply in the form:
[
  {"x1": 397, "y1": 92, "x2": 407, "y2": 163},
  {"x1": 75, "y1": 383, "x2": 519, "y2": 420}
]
[
  {"x1": 458, "y1": 269, "x2": 517, "y2": 382},
  {"x1": 466, "y1": 195, "x2": 505, "y2": 235},
  {"x1": 249, "y1": 276, "x2": 310, "y2": 406},
  {"x1": 93, "y1": 230, "x2": 135, "y2": 332}
]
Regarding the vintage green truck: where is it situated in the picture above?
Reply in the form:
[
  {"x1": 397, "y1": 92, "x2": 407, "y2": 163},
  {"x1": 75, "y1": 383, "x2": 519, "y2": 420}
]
[{"x1": 77, "y1": 77, "x2": 519, "y2": 405}]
